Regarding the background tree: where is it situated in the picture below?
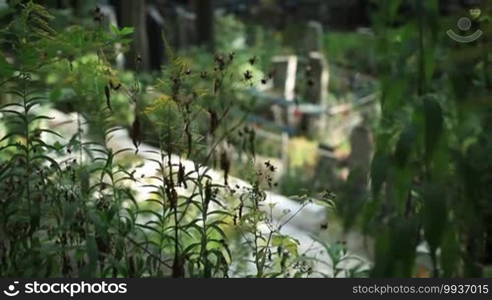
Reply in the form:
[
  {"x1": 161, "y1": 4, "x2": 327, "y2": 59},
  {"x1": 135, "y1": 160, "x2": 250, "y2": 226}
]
[
  {"x1": 118, "y1": 0, "x2": 150, "y2": 70},
  {"x1": 193, "y1": 0, "x2": 214, "y2": 51}
]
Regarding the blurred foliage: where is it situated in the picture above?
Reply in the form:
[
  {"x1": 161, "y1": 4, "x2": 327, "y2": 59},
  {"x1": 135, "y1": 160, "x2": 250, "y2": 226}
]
[
  {"x1": 324, "y1": 31, "x2": 377, "y2": 74},
  {"x1": 336, "y1": 0, "x2": 492, "y2": 277},
  {"x1": 0, "y1": 1, "x2": 352, "y2": 278},
  {"x1": 2, "y1": 0, "x2": 490, "y2": 279}
]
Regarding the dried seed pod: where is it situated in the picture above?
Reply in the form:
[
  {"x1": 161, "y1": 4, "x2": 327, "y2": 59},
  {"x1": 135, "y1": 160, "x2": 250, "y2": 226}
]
[
  {"x1": 104, "y1": 84, "x2": 112, "y2": 111},
  {"x1": 238, "y1": 201, "x2": 244, "y2": 220},
  {"x1": 130, "y1": 115, "x2": 142, "y2": 153},
  {"x1": 185, "y1": 122, "x2": 192, "y2": 157},
  {"x1": 204, "y1": 181, "x2": 212, "y2": 211},
  {"x1": 209, "y1": 109, "x2": 219, "y2": 136},
  {"x1": 178, "y1": 162, "x2": 187, "y2": 189},
  {"x1": 220, "y1": 151, "x2": 230, "y2": 186},
  {"x1": 171, "y1": 188, "x2": 178, "y2": 209},
  {"x1": 164, "y1": 178, "x2": 178, "y2": 209}
]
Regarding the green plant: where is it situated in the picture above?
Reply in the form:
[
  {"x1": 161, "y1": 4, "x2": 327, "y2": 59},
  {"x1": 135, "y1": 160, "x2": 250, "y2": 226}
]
[
  {"x1": 0, "y1": 2, "x2": 351, "y2": 278},
  {"x1": 324, "y1": 31, "x2": 376, "y2": 74},
  {"x1": 339, "y1": 0, "x2": 492, "y2": 277}
]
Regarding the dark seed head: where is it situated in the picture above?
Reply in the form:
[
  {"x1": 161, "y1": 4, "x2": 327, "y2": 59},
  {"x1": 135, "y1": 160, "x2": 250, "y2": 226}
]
[{"x1": 244, "y1": 70, "x2": 253, "y2": 81}]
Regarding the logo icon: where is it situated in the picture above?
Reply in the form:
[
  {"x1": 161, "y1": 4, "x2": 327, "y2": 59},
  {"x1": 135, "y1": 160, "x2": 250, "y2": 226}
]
[
  {"x1": 447, "y1": 10, "x2": 483, "y2": 43},
  {"x1": 3, "y1": 281, "x2": 20, "y2": 297}
]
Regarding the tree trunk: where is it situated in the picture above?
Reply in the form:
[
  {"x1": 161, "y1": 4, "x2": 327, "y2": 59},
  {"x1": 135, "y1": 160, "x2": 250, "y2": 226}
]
[
  {"x1": 193, "y1": 0, "x2": 214, "y2": 52},
  {"x1": 119, "y1": 0, "x2": 150, "y2": 71}
]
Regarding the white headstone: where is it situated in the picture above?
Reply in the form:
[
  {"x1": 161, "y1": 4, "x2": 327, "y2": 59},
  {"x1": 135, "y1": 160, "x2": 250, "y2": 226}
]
[
  {"x1": 271, "y1": 55, "x2": 298, "y2": 128},
  {"x1": 271, "y1": 55, "x2": 298, "y2": 101}
]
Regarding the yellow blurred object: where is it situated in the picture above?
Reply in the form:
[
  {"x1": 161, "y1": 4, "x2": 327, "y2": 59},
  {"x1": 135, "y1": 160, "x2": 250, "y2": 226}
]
[
  {"x1": 144, "y1": 94, "x2": 174, "y2": 115},
  {"x1": 288, "y1": 137, "x2": 318, "y2": 169}
]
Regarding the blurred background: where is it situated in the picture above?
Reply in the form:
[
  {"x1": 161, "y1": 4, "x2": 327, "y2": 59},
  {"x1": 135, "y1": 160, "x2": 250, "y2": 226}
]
[{"x1": 0, "y1": 0, "x2": 491, "y2": 278}]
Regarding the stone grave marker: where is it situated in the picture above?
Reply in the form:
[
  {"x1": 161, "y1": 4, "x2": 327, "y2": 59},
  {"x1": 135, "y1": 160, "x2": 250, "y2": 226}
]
[
  {"x1": 347, "y1": 117, "x2": 374, "y2": 190},
  {"x1": 271, "y1": 55, "x2": 298, "y2": 127},
  {"x1": 302, "y1": 51, "x2": 329, "y2": 138},
  {"x1": 271, "y1": 55, "x2": 298, "y2": 101},
  {"x1": 304, "y1": 21, "x2": 324, "y2": 53}
]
